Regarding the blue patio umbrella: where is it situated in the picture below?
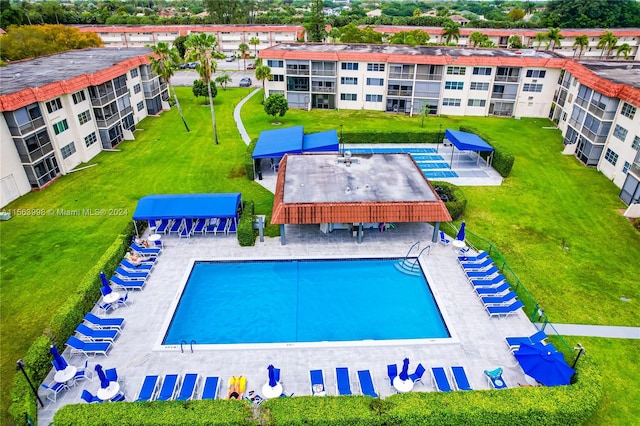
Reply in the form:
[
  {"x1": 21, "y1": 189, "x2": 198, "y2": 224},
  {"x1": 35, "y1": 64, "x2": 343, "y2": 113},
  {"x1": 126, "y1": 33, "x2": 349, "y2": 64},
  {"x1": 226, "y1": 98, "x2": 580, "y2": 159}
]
[
  {"x1": 514, "y1": 343, "x2": 575, "y2": 386},
  {"x1": 50, "y1": 345, "x2": 68, "y2": 371},
  {"x1": 100, "y1": 272, "x2": 112, "y2": 296},
  {"x1": 267, "y1": 364, "x2": 277, "y2": 387},
  {"x1": 399, "y1": 358, "x2": 410, "y2": 381},
  {"x1": 95, "y1": 364, "x2": 110, "y2": 389},
  {"x1": 456, "y1": 221, "x2": 466, "y2": 241}
]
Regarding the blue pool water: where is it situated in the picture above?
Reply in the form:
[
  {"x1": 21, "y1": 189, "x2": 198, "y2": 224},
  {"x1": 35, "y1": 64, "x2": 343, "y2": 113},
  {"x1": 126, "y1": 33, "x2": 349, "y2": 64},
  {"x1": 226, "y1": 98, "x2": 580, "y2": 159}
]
[{"x1": 163, "y1": 259, "x2": 450, "y2": 345}]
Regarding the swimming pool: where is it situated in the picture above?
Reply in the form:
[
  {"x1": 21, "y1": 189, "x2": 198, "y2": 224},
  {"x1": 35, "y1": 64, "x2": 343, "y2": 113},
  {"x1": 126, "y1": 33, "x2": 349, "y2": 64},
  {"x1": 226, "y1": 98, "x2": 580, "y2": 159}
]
[{"x1": 162, "y1": 259, "x2": 450, "y2": 346}]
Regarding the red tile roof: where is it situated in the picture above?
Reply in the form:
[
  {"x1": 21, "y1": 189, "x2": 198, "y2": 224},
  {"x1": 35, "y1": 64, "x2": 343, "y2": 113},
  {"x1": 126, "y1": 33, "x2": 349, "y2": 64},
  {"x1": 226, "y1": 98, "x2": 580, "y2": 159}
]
[{"x1": 77, "y1": 24, "x2": 304, "y2": 38}]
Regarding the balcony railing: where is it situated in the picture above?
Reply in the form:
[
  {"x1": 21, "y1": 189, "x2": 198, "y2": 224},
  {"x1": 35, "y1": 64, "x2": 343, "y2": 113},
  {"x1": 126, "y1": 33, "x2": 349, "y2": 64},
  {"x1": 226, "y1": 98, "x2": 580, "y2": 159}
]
[
  {"x1": 9, "y1": 117, "x2": 46, "y2": 137},
  {"x1": 286, "y1": 69, "x2": 309, "y2": 75},
  {"x1": 415, "y1": 73, "x2": 443, "y2": 81},
  {"x1": 311, "y1": 70, "x2": 336, "y2": 76},
  {"x1": 119, "y1": 106, "x2": 133, "y2": 117},
  {"x1": 491, "y1": 92, "x2": 517, "y2": 100},
  {"x1": 387, "y1": 89, "x2": 413, "y2": 97},
  {"x1": 96, "y1": 114, "x2": 120, "y2": 128},
  {"x1": 575, "y1": 96, "x2": 589, "y2": 108},
  {"x1": 491, "y1": 110, "x2": 513, "y2": 117},
  {"x1": 115, "y1": 85, "x2": 128, "y2": 97},
  {"x1": 580, "y1": 127, "x2": 608, "y2": 144},
  {"x1": 629, "y1": 163, "x2": 640, "y2": 178},
  {"x1": 494, "y1": 75, "x2": 519, "y2": 82},
  {"x1": 91, "y1": 91, "x2": 116, "y2": 107},
  {"x1": 388, "y1": 72, "x2": 414, "y2": 80},
  {"x1": 311, "y1": 86, "x2": 335, "y2": 93}
]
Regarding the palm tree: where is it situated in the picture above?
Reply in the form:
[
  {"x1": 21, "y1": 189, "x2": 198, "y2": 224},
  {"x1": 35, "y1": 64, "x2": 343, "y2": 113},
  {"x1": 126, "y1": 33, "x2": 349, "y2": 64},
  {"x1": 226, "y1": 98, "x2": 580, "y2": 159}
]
[
  {"x1": 255, "y1": 64, "x2": 271, "y2": 102},
  {"x1": 547, "y1": 28, "x2": 564, "y2": 51},
  {"x1": 533, "y1": 32, "x2": 548, "y2": 50},
  {"x1": 328, "y1": 27, "x2": 340, "y2": 43},
  {"x1": 249, "y1": 36, "x2": 260, "y2": 57},
  {"x1": 615, "y1": 43, "x2": 632, "y2": 59},
  {"x1": 442, "y1": 21, "x2": 460, "y2": 45},
  {"x1": 148, "y1": 42, "x2": 189, "y2": 132},
  {"x1": 597, "y1": 30, "x2": 618, "y2": 59},
  {"x1": 508, "y1": 34, "x2": 523, "y2": 49},
  {"x1": 215, "y1": 74, "x2": 232, "y2": 91},
  {"x1": 238, "y1": 42, "x2": 249, "y2": 70},
  {"x1": 469, "y1": 31, "x2": 486, "y2": 48},
  {"x1": 185, "y1": 33, "x2": 221, "y2": 145},
  {"x1": 573, "y1": 35, "x2": 589, "y2": 58}
]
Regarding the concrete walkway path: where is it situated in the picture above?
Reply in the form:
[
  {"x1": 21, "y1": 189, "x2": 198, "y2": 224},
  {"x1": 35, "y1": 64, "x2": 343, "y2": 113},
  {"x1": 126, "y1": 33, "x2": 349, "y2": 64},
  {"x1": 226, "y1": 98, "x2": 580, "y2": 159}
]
[
  {"x1": 536, "y1": 323, "x2": 640, "y2": 339},
  {"x1": 234, "y1": 87, "x2": 262, "y2": 145}
]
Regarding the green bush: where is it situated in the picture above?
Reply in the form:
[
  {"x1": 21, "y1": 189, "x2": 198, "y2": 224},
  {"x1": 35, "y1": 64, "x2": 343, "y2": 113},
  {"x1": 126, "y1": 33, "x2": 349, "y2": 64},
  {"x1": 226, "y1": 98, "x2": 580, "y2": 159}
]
[
  {"x1": 238, "y1": 201, "x2": 257, "y2": 246},
  {"x1": 245, "y1": 138, "x2": 258, "y2": 180},
  {"x1": 343, "y1": 131, "x2": 440, "y2": 145},
  {"x1": 459, "y1": 125, "x2": 514, "y2": 178},
  {"x1": 633, "y1": 217, "x2": 640, "y2": 232},
  {"x1": 430, "y1": 180, "x2": 467, "y2": 221},
  {"x1": 262, "y1": 396, "x2": 387, "y2": 426}
]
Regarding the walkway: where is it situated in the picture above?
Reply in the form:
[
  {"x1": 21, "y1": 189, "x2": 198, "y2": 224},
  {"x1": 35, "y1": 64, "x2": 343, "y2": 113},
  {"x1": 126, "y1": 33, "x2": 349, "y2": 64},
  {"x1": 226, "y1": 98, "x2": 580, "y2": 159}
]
[
  {"x1": 234, "y1": 87, "x2": 261, "y2": 145},
  {"x1": 537, "y1": 323, "x2": 640, "y2": 339}
]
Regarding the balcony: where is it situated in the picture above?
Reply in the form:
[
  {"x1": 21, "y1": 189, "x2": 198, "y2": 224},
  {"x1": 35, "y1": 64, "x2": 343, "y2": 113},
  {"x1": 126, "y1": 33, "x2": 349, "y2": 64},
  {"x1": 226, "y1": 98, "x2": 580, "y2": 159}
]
[
  {"x1": 115, "y1": 85, "x2": 128, "y2": 97},
  {"x1": 91, "y1": 91, "x2": 116, "y2": 107},
  {"x1": 119, "y1": 106, "x2": 133, "y2": 117},
  {"x1": 575, "y1": 96, "x2": 589, "y2": 108},
  {"x1": 387, "y1": 89, "x2": 413, "y2": 97},
  {"x1": 388, "y1": 72, "x2": 413, "y2": 80},
  {"x1": 629, "y1": 163, "x2": 640, "y2": 178},
  {"x1": 494, "y1": 75, "x2": 519, "y2": 83},
  {"x1": 415, "y1": 73, "x2": 442, "y2": 81},
  {"x1": 491, "y1": 92, "x2": 517, "y2": 100},
  {"x1": 311, "y1": 86, "x2": 335, "y2": 93},
  {"x1": 286, "y1": 68, "x2": 309, "y2": 76},
  {"x1": 580, "y1": 127, "x2": 608, "y2": 144},
  {"x1": 9, "y1": 117, "x2": 45, "y2": 137},
  {"x1": 311, "y1": 70, "x2": 336, "y2": 76},
  {"x1": 96, "y1": 114, "x2": 121, "y2": 128}
]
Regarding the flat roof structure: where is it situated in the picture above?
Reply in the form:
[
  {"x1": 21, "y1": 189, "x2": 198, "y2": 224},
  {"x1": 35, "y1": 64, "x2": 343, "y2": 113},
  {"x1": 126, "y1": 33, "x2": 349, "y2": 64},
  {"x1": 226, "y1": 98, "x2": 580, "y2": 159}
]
[
  {"x1": 272, "y1": 153, "x2": 451, "y2": 225},
  {"x1": 576, "y1": 60, "x2": 640, "y2": 89}
]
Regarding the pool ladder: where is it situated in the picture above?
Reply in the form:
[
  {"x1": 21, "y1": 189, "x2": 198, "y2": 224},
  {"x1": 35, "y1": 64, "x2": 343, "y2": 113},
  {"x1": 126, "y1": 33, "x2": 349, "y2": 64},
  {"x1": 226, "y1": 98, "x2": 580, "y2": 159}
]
[
  {"x1": 180, "y1": 339, "x2": 196, "y2": 353},
  {"x1": 395, "y1": 242, "x2": 430, "y2": 276}
]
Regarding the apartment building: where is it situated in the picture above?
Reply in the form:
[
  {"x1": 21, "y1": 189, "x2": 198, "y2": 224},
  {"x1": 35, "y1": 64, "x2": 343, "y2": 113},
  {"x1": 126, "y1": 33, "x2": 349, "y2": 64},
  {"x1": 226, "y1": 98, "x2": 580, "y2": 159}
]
[
  {"x1": 0, "y1": 48, "x2": 168, "y2": 207},
  {"x1": 259, "y1": 43, "x2": 640, "y2": 206}
]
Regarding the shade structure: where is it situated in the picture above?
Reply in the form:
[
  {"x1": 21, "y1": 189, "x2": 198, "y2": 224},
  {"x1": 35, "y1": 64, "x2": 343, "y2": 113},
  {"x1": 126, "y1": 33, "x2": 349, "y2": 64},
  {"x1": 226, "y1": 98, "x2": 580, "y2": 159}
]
[
  {"x1": 132, "y1": 193, "x2": 241, "y2": 221},
  {"x1": 267, "y1": 364, "x2": 277, "y2": 388},
  {"x1": 456, "y1": 221, "x2": 466, "y2": 241},
  {"x1": 100, "y1": 272, "x2": 112, "y2": 295},
  {"x1": 445, "y1": 129, "x2": 494, "y2": 152},
  {"x1": 50, "y1": 345, "x2": 68, "y2": 371},
  {"x1": 95, "y1": 364, "x2": 109, "y2": 389},
  {"x1": 399, "y1": 358, "x2": 410, "y2": 381},
  {"x1": 514, "y1": 343, "x2": 575, "y2": 386}
]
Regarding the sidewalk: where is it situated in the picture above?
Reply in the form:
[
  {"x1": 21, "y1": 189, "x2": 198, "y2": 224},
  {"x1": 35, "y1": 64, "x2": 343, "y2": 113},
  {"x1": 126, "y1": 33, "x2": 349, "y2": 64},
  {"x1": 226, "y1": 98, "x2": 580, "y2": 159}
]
[{"x1": 536, "y1": 323, "x2": 640, "y2": 339}]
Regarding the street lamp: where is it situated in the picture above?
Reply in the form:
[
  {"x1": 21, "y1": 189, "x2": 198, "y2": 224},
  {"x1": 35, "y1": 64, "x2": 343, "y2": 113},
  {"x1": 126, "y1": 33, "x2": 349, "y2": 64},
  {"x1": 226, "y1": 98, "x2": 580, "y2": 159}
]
[{"x1": 16, "y1": 359, "x2": 44, "y2": 408}]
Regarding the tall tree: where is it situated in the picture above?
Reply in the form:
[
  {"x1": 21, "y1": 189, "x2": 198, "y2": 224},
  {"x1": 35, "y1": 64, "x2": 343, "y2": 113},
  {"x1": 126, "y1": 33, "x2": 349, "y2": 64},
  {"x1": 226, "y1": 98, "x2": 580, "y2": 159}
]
[
  {"x1": 204, "y1": 0, "x2": 253, "y2": 24},
  {"x1": 238, "y1": 42, "x2": 249, "y2": 70},
  {"x1": 389, "y1": 30, "x2": 430, "y2": 46},
  {"x1": 597, "y1": 30, "x2": 618, "y2": 59},
  {"x1": 328, "y1": 27, "x2": 340, "y2": 43},
  {"x1": 547, "y1": 27, "x2": 564, "y2": 50},
  {"x1": 185, "y1": 33, "x2": 221, "y2": 144},
  {"x1": 469, "y1": 31, "x2": 488, "y2": 48},
  {"x1": 249, "y1": 36, "x2": 260, "y2": 56},
  {"x1": 524, "y1": 1, "x2": 536, "y2": 17},
  {"x1": 508, "y1": 34, "x2": 523, "y2": 49},
  {"x1": 532, "y1": 32, "x2": 548, "y2": 50},
  {"x1": 573, "y1": 35, "x2": 589, "y2": 58},
  {"x1": 305, "y1": 0, "x2": 327, "y2": 42},
  {"x1": 172, "y1": 35, "x2": 189, "y2": 59},
  {"x1": 508, "y1": 8, "x2": 525, "y2": 22},
  {"x1": 442, "y1": 21, "x2": 460, "y2": 45},
  {"x1": 254, "y1": 64, "x2": 271, "y2": 102},
  {"x1": 540, "y1": 0, "x2": 640, "y2": 28},
  {"x1": 615, "y1": 43, "x2": 631, "y2": 59},
  {"x1": 149, "y1": 42, "x2": 189, "y2": 132}
]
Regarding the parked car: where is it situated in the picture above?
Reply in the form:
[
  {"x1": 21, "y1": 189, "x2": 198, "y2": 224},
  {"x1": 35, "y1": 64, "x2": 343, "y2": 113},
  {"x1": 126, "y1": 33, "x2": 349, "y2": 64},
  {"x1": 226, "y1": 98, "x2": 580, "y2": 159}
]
[
  {"x1": 225, "y1": 56, "x2": 235, "y2": 62},
  {"x1": 178, "y1": 63, "x2": 188, "y2": 69},
  {"x1": 239, "y1": 77, "x2": 252, "y2": 87},
  {"x1": 188, "y1": 62, "x2": 197, "y2": 69},
  {"x1": 246, "y1": 63, "x2": 255, "y2": 70}
]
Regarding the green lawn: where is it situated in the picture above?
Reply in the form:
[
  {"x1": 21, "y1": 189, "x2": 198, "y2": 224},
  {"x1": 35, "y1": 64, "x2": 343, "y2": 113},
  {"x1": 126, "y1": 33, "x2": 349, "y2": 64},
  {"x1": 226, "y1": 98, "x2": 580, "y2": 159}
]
[{"x1": 1, "y1": 87, "x2": 638, "y2": 424}]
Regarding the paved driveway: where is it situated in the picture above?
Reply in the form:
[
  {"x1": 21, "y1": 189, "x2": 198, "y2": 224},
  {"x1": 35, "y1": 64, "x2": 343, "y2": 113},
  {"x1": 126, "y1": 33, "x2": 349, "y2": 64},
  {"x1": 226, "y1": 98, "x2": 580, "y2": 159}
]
[{"x1": 172, "y1": 59, "x2": 257, "y2": 88}]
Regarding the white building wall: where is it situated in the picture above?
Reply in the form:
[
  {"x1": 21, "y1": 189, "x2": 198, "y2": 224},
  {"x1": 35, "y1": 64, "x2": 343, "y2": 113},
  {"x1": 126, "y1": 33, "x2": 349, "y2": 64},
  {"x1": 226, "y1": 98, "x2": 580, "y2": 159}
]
[
  {"x1": 515, "y1": 67, "x2": 561, "y2": 118},
  {"x1": 598, "y1": 104, "x2": 640, "y2": 187},
  {"x1": 0, "y1": 118, "x2": 31, "y2": 208}
]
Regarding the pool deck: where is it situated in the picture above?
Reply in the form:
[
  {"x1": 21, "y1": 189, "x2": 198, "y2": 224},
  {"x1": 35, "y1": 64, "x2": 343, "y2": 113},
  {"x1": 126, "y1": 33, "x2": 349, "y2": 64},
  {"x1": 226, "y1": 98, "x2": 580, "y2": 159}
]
[{"x1": 39, "y1": 223, "x2": 539, "y2": 424}]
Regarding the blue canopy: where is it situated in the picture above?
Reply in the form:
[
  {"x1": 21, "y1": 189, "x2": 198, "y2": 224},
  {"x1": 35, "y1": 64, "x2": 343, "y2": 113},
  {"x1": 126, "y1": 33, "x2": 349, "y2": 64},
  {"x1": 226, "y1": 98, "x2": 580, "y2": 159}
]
[
  {"x1": 445, "y1": 129, "x2": 494, "y2": 152},
  {"x1": 132, "y1": 194, "x2": 241, "y2": 221},
  {"x1": 252, "y1": 126, "x2": 304, "y2": 159},
  {"x1": 303, "y1": 130, "x2": 339, "y2": 153}
]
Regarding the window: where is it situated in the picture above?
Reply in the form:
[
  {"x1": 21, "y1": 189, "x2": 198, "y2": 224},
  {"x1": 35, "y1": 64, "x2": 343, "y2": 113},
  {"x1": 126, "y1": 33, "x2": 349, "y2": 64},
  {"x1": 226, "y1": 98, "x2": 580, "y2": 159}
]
[
  {"x1": 366, "y1": 78, "x2": 384, "y2": 86},
  {"x1": 604, "y1": 148, "x2": 618, "y2": 165},
  {"x1": 523, "y1": 84, "x2": 543, "y2": 92},
  {"x1": 72, "y1": 91, "x2": 86, "y2": 104},
  {"x1": 469, "y1": 82, "x2": 489, "y2": 91},
  {"x1": 621, "y1": 102, "x2": 637, "y2": 119},
  {"x1": 613, "y1": 125, "x2": 628, "y2": 141},
  {"x1": 46, "y1": 99, "x2": 63, "y2": 113},
  {"x1": 367, "y1": 63, "x2": 385, "y2": 72},
  {"x1": 60, "y1": 142, "x2": 76, "y2": 159},
  {"x1": 341, "y1": 77, "x2": 358, "y2": 85},
  {"x1": 340, "y1": 93, "x2": 357, "y2": 101},
  {"x1": 526, "y1": 69, "x2": 546, "y2": 78},
  {"x1": 272, "y1": 74, "x2": 284, "y2": 82},
  {"x1": 84, "y1": 132, "x2": 97, "y2": 147},
  {"x1": 623, "y1": 161, "x2": 631, "y2": 174},
  {"x1": 468, "y1": 99, "x2": 486, "y2": 107},
  {"x1": 442, "y1": 98, "x2": 461, "y2": 107},
  {"x1": 267, "y1": 60, "x2": 283, "y2": 68},
  {"x1": 137, "y1": 101, "x2": 144, "y2": 111},
  {"x1": 341, "y1": 62, "x2": 358, "y2": 70},
  {"x1": 472, "y1": 67, "x2": 491, "y2": 76},
  {"x1": 133, "y1": 84, "x2": 141, "y2": 94},
  {"x1": 445, "y1": 81, "x2": 464, "y2": 90},
  {"x1": 52, "y1": 119, "x2": 69, "y2": 135},
  {"x1": 130, "y1": 68, "x2": 139, "y2": 78},
  {"x1": 446, "y1": 66, "x2": 466, "y2": 75},
  {"x1": 633, "y1": 136, "x2": 640, "y2": 150},
  {"x1": 77, "y1": 110, "x2": 91, "y2": 125},
  {"x1": 365, "y1": 94, "x2": 383, "y2": 102}
]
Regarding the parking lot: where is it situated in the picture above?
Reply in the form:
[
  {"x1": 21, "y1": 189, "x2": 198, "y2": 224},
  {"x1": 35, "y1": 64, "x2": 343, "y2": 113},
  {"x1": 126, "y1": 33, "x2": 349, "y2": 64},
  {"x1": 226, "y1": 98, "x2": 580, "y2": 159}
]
[{"x1": 172, "y1": 59, "x2": 256, "y2": 88}]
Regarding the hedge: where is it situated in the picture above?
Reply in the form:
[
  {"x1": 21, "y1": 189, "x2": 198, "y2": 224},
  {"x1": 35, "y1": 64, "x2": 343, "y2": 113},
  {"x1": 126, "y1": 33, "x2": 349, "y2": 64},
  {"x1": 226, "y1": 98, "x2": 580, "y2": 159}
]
[
  {"x1": 459, "y1": 125, "x2": 514, "y2": 178},
  {"x1": 9, "y1": 223, "x2": 136, "y2": 426},
  {"x1": 430, "y1": 180, "x2": 467, "y2": 221},
  {"x1": 342, "y1": 131, "x2": 441, "y2": 145},
  {"x1": 245, "y1": 138, "x2": 258, "y2": 180},
  {"x1": 238, "y1": 201, "x2": 257, "y2": 246}
]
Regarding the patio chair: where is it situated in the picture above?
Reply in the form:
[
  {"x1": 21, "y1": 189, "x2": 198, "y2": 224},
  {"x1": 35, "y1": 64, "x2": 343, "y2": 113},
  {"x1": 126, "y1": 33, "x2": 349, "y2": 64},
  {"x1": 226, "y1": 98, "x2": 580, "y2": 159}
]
[
  {"x1": 474, "y1": 283, "x2": 512, "y2": 297},
  {"x1": 157, "y1": 374, "x2": 180, "y2": 401},
  {"x1": 155, "y1": 219, "x2": 173, "y2": 234},
  {"x1": 110, "y1": 275, "x2": 146, "y2": 291},
  {"x1": 471, "y1": 275, "x2": 507, "y2": 287},
  {"x1": 357, "y1": 370, "x2": 378, "y2": 397},
  {"x1": 505, "y1": 330, "x2": 548, "y2": 352},
  {"x1": 95, "y1": 301, "x2": 113, "y2": 313},
  {"x1": 431, "y1": 367, "x2": 453, "y2": 392},
  {"x1": 115, "y1": 267, "x2": 149, "y2": 281},
  {"x1": 130, "y1": 243, "x2": 161, "y2": 257},
  {"x1": 486, "y1": 300, "x2": 524, "y2": 318},
  {"x1": 105, "y1": 367, "x2": 118, "y2": 383},
  {"x1": 110, "y1": 391, "x2": 126, "y2": 402},
  {"x1": 450, "y1": 366, "x2": 473, "y2": 391},
  {"x1": 336, "y1": 367, "x2": 352, "y2": 395},
  {"x1": 66, "y1": 336, "x2": 112, "y2": 357},
  {"x1": 386, "y1": 364, "x2": 397, "y2": 388},
  {"x1": 175, "y1": 374, "x2": 199, "y2": 401},
  {"x1": 216, "y1": 218, "x2": 228, "y2": 234},
  {"x1": 117, "y1": 291, "x2": 129, "y2": 308},
  {"x1": 204, "y1": 218, "x2": 220, "y2": 234},
  {"x1": 83, "y1": 313, "x2": 125, "y2": 331},
  {"x1": 120, "y1": 259, "x2": 154, "y2": 272},
  {"x1": 80, "y1": 389, "x2": 103, "y2": 403},
  {"x1": 408, "y1": 363, "x2": 426, "y2": 384},
  {"x1": 201, "y1": 376, "x2": 219, "y2": 400},
  {"x1": 179, "y1": 219, "x2": 195, "y2": 238},
  {"x1": 73, "y1": 360, "x2": 93, "y2": 384},
  {"x1": 481, "y1": 291, "x2": 518, "y2": 306},
  {"x1": 466, "y1": 265, "x2": 500, "y2": 279},
  {"x1": 168, "y1": 219, "x2": 183, "y2": 235},
  {"x1": 193, "y1": 218, "x2": 208, "y2": 234},
  {"x1": 310, "y1": 369, "x2": 326, "y2": 396},
  {"x1": 458, "y1": 250, "x2": 488, "y2": 262},
  {"x1": 439, "y1": 231, "x2": 451, "y2": 246},
  {"x1": 484, "y1": 368, "x2": 508, "y2": 389},
  {"x1": 135, "y1": 375, "x2": 161, "y2": 402},
  {"x1": 227, "y1": 219, "x2": 237, "y2": 234},
  {"x1": 41, "y1": 381, "x2": 69, "y2": 402},
  {"x1": 75, "y1": 324, "x2": 120, "y2": 342},
  {"x1": 460, "y1": 258, "x2": 494, "y2": 270}
]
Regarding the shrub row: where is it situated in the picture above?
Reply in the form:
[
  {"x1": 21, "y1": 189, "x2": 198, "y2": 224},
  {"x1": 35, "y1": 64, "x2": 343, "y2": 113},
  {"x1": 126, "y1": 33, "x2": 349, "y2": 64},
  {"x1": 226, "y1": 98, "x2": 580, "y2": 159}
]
[
  {"x1": 342, "y1": 131, "x2": 441, "y2": 145},
  {"x1": 430, "y1": 180, "x2": 467, "y2": 221},
  {"x1": 459, "y1": 125, "x2": 514, "y2": 178},
  {"x1": 245, "y1": 138, "x2": 258, "y2": 181},
  {"x1": 237, "y1": 201, "x2": 257, "y2": 247},
  {"x1": 9, "y1": 223, "x2": 136, "y2": 426}
]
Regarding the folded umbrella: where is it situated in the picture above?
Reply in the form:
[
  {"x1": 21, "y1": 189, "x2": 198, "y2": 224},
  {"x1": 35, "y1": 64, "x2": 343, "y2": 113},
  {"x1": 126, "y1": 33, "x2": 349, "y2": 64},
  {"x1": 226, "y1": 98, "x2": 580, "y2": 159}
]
[
  {"x1": 50, "y1": 345, "x2": 68, "y2": 371},
  {"x1": 100, "y1": 272, "x2": 112, "y2": 296},
  {"x1": 268, "y1": 364, "x2": 277, "y2": 388},
  {"x1": 399, "y1": 358, "x2": 410, "y2": 381},
  {"x1": 95, "y1": 364, "x2": 110, "y2": 389},
  {"x1": 456, "y1": 221, "x2": 466, "y2": 241}
]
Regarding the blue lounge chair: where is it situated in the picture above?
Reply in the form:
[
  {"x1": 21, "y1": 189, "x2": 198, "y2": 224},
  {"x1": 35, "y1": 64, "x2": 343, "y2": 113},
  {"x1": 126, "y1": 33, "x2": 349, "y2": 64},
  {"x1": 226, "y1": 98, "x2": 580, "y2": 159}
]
[
  {"x1": 466, "y1": 265, "x2": 500, "y2": 279},
  {"x1": 105, "y1": 367, "x2": 118, "y2": 383},
  {"x1": 474, "y1": 283, "x2": 512, "y2": 296},
  {"x1": 486, "y1": 300, "x2": 524, "y2": 318},
  {"x1": 310, "y1": 369, "x2": 326, "y2": 395},
  {"x1": 431, "y1": 367, "x2": 453, "y2": 392},
  {"x1": 460, "y1": 258, "x2": 494, "y2": 270},
  {"x1": 95, "y1": 301, "x2": 113, "y2": 313},
  {"x1": 201, "y1": 376, "x2": 219, "y2": 399},
  {"x1": 136, "y1": 375, "x2": 161, "y2": 401},
  {"x1": 155, "y1": 219, "x2": 173, "y2": 234},
  {"x1": 471, "y1": 275, "x2": 507, "y2": 287},
  {"x1": 193, "y1": 218, "x2": 207, "y2": 234},
  {"x1": 179, "y1": 219, "x2": 194, "y2": 238},
  {"x1": 357, "y1": 370, "x2": 378, "y2": 397},
  {"x1": 505, "y1": 330, "x2": 548, "y2": 351},
  {"x1": 80, "y1": 389, "x2": 102, "y2": 403},
  {"x1": 481, "y1": 291, "x2": 518, "y2": 306},
  {"x1": 115, "y1": 267, "x2": 149, "y2": 281},
  {"x1": 439, "y1": 231, "x2": 451, "y2": 245},
  {"x1": 74, "y1": 360, "x2": 93, "y2": 384},
  {"x1": 84, "y1": 313, "x2": 125, "y2": 330},
  {"x1": 484, "y1": 368, "x2": 508, "y2": 389},
  {"x1": 41, "y1": 381, "x2": 69, "y2": 402},
  {"x1": 408, "y1": 363, "x2": 426, "y2": 384},
  {"x1": 168, "y1": 219, "x2": 183, "y2": 235},
  {"x1": 157, "y1": 374, "x2": 180, "y2": 401},
  {"x1": 66, "y1": 336, "x2": 112, "y2": 357},
  {"x1": 451, "y1": 366, "x2": 473, "y2": 391},
  {"x1": 120, "y1": 259, "x2": 154, "y2": 272},
  {"x1": 130, "y1": 243, "x2": 161, "y2": 256},
  {"x1": 387, "y1": 364, "x2": 397, "y2": 388},
  {"x1": 216, "y1": 218, "x2": 228, "y2": 234},
  {"x1": 336, "y1": 367, "x2": 352, "y2": 395},
  {"x1": 204, "y1": 218, "x2": 219, "y2": 234},
  {"x1": 227, "y1": 219, "x2": 237, "y2": 234},
  {"x1": 175, "y1": 374, "x2": 199, "y2": 401},
  {"x1": 458, "y1": 251, "x2": 488, "y2": 262},
  {"x1": 75, "y1": 324, "x2": 120, "y2": 342},
  {"x1": 110, "y1": 275, "x2": 146, "y2": 290}
]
